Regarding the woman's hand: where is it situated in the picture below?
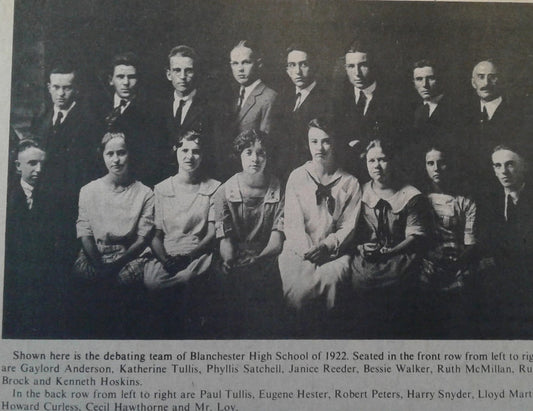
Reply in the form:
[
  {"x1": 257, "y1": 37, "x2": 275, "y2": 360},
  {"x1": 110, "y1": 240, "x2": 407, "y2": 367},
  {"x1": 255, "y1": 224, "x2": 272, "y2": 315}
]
[{"x1": 304, "y1": 244, "x2": 330, "y2": 265}]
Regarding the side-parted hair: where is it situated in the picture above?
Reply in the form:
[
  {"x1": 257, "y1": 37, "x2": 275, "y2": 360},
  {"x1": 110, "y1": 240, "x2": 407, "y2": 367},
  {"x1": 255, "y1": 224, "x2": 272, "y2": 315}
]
[
  {"x1": 110, "y1": 52, "x2": 140, "y2": 74},
  {"x1": 231, "y1": 40, "x2": 262, "y2": 60},
  {"x1": 308, "y1": 117, "x2": 336, "y2": 141},
  {"x1": 48, "y1": 63, "x2": 77, "y2": 83},
  {"x1": 492, "y1": 143, "x2": 526, "y2": 161},
  {"x1": 286, "y1": 43, "x2": 314, "y2": 63},
  {"x1": 364, "y1": 138, "x2": 396, "y2": 160},
  {"x1": 232, "y1": 129, "x2": 271, "y2": 157},
  {"x1": 345, "y1": 38, "x2": 374, "y2": 56},
  {"x1": 173, "y1": 129, "x2": 204, "y2": 151},
  {"x1": 168, "y1": 45, "x2": 198, "y2": 65},
  {"x1": 413, "y1": 59, "x2": 438, "y2": 76},
  {"x1": 16, "y1": 139, "x2": 45, "y2": 157}
]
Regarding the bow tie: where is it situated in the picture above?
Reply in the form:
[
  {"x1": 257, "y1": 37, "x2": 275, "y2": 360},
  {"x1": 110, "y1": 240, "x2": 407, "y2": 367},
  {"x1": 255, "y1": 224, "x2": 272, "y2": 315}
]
[{"x1": 307, "y1": 171, "x2": 341, "y2": 215}]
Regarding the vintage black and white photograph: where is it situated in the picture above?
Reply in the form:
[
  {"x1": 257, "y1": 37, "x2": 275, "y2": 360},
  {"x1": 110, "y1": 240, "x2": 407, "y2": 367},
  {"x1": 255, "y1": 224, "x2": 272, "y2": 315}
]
[{"x1": 4, "y1": 0, "x2": 533, "y2": 340}]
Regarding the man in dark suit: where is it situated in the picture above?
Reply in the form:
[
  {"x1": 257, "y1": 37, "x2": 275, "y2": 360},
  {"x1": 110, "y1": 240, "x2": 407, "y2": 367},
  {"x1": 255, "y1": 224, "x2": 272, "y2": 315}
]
[
  {"x1": 333, "y1": 39, "x2": 399, "y2": 178},
  {"x1": 477, "y1": 144, "x2": 533, "y2": 337},
  {"x1": 161, "y1": 45, "x2": 214, "y2": 178},
  {"x1": 461, "y1": 59, "x2": 524, "y2": 196},
  {"x1": 102, "y1": 52, "x2": 161, "y2": 186},
  {"x1": 3, "y1": 140, "x2": 57, "y2": 337},
  {"x1": 275, "y1": 43, "x2": 331, "y2": 180},
  {"x1": 31, "y1": 64, "x2": 99, "y2": 264},
  {"x1": 215, "y1": 40, "x2": 277, "y2": 180},
  {"x1": 411, "y1": 60, "x2": 454, "y2": 136}
]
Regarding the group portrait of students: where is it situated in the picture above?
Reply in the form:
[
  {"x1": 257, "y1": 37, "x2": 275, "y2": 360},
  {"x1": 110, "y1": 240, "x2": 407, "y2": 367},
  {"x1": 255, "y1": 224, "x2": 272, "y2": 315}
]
[{"x1": 4, "y1": 33, "x2": 533, "y2": 340}]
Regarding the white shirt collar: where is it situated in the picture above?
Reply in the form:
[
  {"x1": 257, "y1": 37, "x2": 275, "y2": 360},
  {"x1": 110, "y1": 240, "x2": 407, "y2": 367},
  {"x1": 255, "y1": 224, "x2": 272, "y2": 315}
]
[
  {"x1": 174, "y1": 88, "x2": 197, "y2": 103},
  {"x1": 173, "y1": 89, "x2": 197, "y2": 120},
  {"x1": 240, "y1": 79, "x2": 262, "y2": 105},
  {"x1": 425, "y1": 94, "x2": 444, "y2": 117},
  {"x1": 481, "y1": 96, "x2": 503, "y2": 120},
  {"x1": 354, "y1": 81, "x2": 377, "y2": 115},
  {"x1": 294, "y1": 81, "x2": 317, "y2": 110},
  {"x1": 113, "y1": 93, "x2": 133, "y2": 114},
  {"x1": 20, "y1": 178, "x2": 34, "y2": 195},
  {"x1": 53, "y1": 100, "x2": 76, "y2": 124}
]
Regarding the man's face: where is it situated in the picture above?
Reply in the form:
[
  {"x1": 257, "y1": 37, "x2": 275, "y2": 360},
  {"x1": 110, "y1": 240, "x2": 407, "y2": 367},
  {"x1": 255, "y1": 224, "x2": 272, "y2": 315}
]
[
  {"x1": 230, "y1": 46, "x2": 260, "y2": 87},
  {"x1": 492, "y1": 149, "x2": 525, "y2": 191},
  {"x1": 472, "y1": 61, "x2": 500, "y2": 102},
  {"x1": 345, "y1": 52, "x2": 374, "y2": 89},
  {"x1": 413, "y1": 66, "x2": 439, "y2": 100},
  {"x1": 166, "y1": 55, "x2": 195, "y2": 97},
  {"x1": 110, "y1": 65, "x2": 138, "y2": 100},
  {"x1": 16, "y1": 147, "x2": 46, "y2": 187},
  {"x1": 286, "y1": 50, "x2": 314, "y2": 89},
  {"x1": 47, "y1": 73, "x2": 77, "y2": 109}
]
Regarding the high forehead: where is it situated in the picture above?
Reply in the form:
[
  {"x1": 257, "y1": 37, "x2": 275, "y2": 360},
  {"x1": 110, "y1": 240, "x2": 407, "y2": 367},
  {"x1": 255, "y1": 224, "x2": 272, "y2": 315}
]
[
  {"x1": 492, "y1": 149, "x2": 522, "y2": 164},
  {"x1": 18, "y1": 146, "x2": 46, "y2": 160},
  {"x1": 104, "y1": 136, "x2": 127, "y2": 151},
  {"x1": 169, "y1": 54, "x2": 195, "y2": 68},
  {"x1": 230, "y1": 46, "x2": 254, "y2": 61},
  {"x1": 178, "y1": 139, "x2": 200, "y2": 150},
  {"x1": 345, "y1": 51, "x2": 368, "y2": 64},
  {"x1": 366, "y1": 145, "x2": 386, "y2": 159},
  {"x1": 308, "y1": 126, "x2": 330, "y2": 140},
  {"x1": 425, "y1": 149, "x2": 444, "y2": 160},
  {"x1": 473, "y1": 61, "x2": 498, "y2": 76},
  {"x1": 49, "y1": 72, "x2": 76, "y2": 85},
  {"x1": 287, "y1": 50, "x2": 309, "y2": 62},
  {"x1": 112, "y1": 64, "x2": 137, "y2": 76},
  {"x1": 413, "y1": 66, "x2": 436, "y2": 78}
]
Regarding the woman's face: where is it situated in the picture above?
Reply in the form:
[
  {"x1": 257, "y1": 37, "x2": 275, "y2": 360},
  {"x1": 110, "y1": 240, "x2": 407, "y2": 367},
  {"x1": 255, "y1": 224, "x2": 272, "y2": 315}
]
[
  {"x1": 240, "y1": 140, "x2": 267, "y2": 175},
  {"x1": 366, "y1": 146, "x2": 391, "y2": 183},
  {"x1": 103, "y1": 137, "x2": 129, "y2": 177},
  {"x1": 308, "y1": 127, "x2": 334, "y2": 163},
  {"x1": 177, "y1": 139, "x2": 202, "y2": 173},
  {"x1": 425, "y1": 149, "x2": 448, "y2": 185}
]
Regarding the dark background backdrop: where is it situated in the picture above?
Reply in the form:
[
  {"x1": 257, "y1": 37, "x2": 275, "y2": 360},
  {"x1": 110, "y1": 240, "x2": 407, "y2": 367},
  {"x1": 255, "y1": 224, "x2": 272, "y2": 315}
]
[{"x1": 9, "y1": 0, "x2": 533, "y2": 132}]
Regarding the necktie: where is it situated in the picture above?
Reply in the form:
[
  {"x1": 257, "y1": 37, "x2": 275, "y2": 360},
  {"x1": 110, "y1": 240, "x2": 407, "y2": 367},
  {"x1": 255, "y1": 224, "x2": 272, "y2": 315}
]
[
  {"x1": 306, "y1": 171, "x2": 342, "y2": 215},
  {"x1": 481, "y1": 105, "x2": 489, "y2": 123},
  {"x1": 506, "y1": 194, "x2": 516, "y2": 223},
  {"x1": 375, "y1": 199, "x2": 392, "y2": 247},
  {"x1": 53, "y1": 111, "x2": 63, "y2": 130},
  {"x1": 424, "y1": 102, "x2": 430, "y2": 119},
  {"x1": 26, "y1": 192, "x2": 33, "y2": 210},
  {"x1": 356, "y1": 91, "x2": 367, "y2": 116},
  {"x1": 105, "y1": 99, "x2": 127, "y2": 129},
  {"x1": 293, "y1": 92, "x2": 302, "y2": 112},
  {"x1": 236, "y1": 87, "x2": 245, "y2": 112},
  {"x1": 175, "y1": 99, "x2": 186, "y2": 127}
]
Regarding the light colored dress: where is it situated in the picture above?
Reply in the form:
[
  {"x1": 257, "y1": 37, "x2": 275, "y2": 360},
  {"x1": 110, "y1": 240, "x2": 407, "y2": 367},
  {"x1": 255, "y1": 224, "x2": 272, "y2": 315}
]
[
  {"x1": 421, "y1": 192, "x2": 476, "y2": 290},
  {"x1": 279, "y1": 162, "x2": 362, "y2": 310},
  {"x1": 215, "y1": 173, "x2": 284, "y2": 260},
  {"x1": 351, "y1": 182, "x2": 427, "y2": 289},
  {"x1": 143, "y1": 176, "x2": 220, "y2": 290},
  {"x1": 74, "y1": 178, "x2": 154, "y2": 284}
]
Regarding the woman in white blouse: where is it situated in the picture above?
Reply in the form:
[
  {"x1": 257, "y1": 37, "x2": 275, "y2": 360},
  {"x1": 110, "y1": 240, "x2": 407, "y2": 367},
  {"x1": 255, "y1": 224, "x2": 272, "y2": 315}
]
[{"x1": 279, "y1": 118, "x2": 362, "y2": 315}]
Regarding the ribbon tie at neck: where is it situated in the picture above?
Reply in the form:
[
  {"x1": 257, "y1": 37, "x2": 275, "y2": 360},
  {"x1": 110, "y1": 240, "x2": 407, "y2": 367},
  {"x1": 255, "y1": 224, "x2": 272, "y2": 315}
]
[{"x1": 307, "y1": 171, "x2": 341, "y2": 216}]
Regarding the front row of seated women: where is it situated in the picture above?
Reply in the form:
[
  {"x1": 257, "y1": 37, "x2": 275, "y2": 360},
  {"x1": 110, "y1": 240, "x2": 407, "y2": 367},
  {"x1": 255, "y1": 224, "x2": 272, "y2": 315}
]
[{"x1": 64, "y1": 118, "x2": 522, "y2": 338}]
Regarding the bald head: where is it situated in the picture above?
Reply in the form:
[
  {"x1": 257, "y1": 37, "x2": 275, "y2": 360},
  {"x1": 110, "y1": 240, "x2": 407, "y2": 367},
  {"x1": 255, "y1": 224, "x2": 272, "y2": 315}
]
[{"x1": 471, "y1": 60, "x2": 500, "y2": 102}]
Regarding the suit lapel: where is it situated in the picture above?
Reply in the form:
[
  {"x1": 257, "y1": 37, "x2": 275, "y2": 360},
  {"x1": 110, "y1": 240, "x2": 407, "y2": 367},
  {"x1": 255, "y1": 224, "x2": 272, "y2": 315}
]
[
  {"x1": 238, "y1": 81, "x2": 265, "y2": 122},
  {"x1": 181, "y1": 95, "x2": 203, "y2": 129}
]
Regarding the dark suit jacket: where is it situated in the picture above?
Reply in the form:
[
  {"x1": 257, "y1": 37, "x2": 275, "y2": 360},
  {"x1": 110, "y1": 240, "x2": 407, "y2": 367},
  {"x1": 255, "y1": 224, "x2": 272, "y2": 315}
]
[
  {"x1": 274, "y1": 83, "x2": 331, "y2": 180},
  {"x1": 31, "y1": 100, "x2": 100, "y2": 220},
  {"x1": 458, "y1": 96, "x2": 525, "y2": 196},
  {"x1": 333, "y1": 81, "x2": 403, "y2": 178},
  {"x1": 159, "y1": 90, "x2": 215, "y2": 180},
  {"x1": 412, "y1": 95, "x2": 456, "y2": 135},
  {"x1": 100, "y1": 96, "x2": 163, "y2": 186}
]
